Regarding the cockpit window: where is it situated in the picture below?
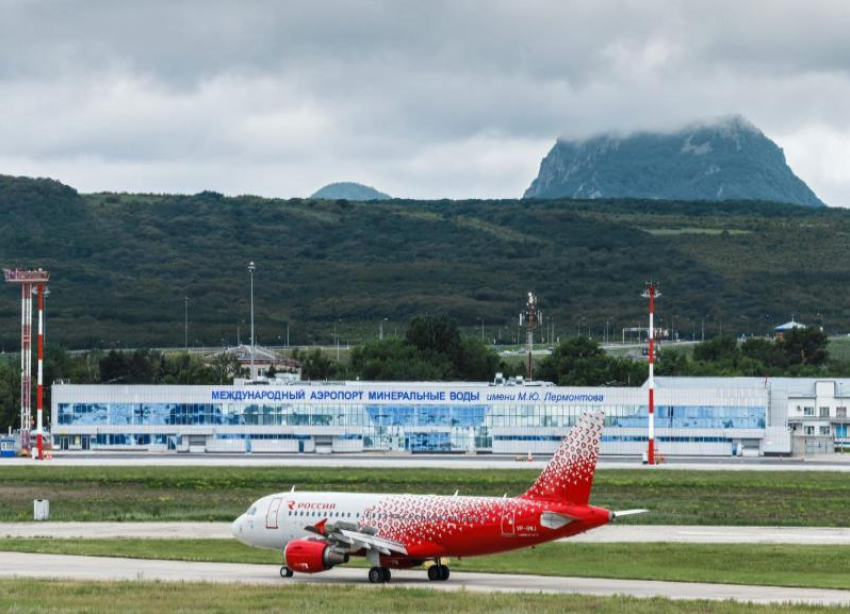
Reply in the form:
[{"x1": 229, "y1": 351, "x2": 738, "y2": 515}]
[{"x1": 247, "y1": 506, "x2": 257, "y2": 516}]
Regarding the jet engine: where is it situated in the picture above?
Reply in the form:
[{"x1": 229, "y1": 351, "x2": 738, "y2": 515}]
[{"x1": 284, "y1": 539, "x2": 349, "y2": 573}]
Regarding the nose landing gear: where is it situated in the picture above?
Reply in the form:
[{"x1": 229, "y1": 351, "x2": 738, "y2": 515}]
[{"x1": 280, "y1": 566, "x2": 294, "y2": 578}]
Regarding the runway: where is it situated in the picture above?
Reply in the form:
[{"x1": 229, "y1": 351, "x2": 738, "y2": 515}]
[
  {"x1": 0, "y1": 551, "x2": 847, "y2": 604},
  {"x1": 4, "y1": 522, "x2": 850, "y2": 544}
]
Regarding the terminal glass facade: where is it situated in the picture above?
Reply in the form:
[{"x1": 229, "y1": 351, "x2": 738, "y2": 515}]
[{"x1": 53, "y1": 383, "x2": 768, "y2": 454}]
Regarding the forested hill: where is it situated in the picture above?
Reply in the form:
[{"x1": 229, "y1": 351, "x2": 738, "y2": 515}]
[{"x1": 1, "y1": 174, "x2": 850, "y2": 349}]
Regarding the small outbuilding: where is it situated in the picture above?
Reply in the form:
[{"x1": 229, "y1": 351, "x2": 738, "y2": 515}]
[
  {"x1": 203, "y1": 344, "x2": 301, "y2": 380},
  {"x1": 774, "y1": 319, "x2": 806, "y2": 338}
]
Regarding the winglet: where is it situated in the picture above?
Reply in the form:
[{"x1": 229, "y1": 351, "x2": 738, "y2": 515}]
[{"x1": 304, "y1": 518, "x2": 328, "y2": 536}]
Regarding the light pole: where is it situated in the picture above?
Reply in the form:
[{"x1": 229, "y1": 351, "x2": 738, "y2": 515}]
[
  {"x1": 335, "y1": 319, "x2": 342, "y2": 361},
  {"x1": 43, "y1": 287, "x2": 50, "y2": 348},
  {"x1": 248, "y1": 261, "x2": 256, "y2": 380},
  {"x1": 184, "y1": 295, "x2": 189, "y2": 351},
  {"x1": 380, "y1": 318, "x2": 387, "y2": 340},
  {"x1": 477, "y1": 317, "x2": 484, "y2": 343}
]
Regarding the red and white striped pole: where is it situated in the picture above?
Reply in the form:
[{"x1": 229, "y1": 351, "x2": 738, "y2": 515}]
[
  {"x1": 645, "y1": 283, "x2": 658, "y2": 465},
  {"x1": 36, "y1": 283, "x2": 44, "y2": 460}
]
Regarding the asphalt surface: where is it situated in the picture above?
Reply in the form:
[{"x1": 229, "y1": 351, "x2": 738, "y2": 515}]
[
  {"x1": 4, "y1": 522, "x2": 850, "y2": 544},
  {"x1": 0, "y1": 552, "x2": 846, "y2": 604},
  {"x1": 3, "y1": 454, "x2": 850, "y2": 471}
]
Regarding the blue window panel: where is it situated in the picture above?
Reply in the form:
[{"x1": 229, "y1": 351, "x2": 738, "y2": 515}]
[
  {"x1": 612, "y1": 406, "x2": 766, "y2": 430},
  {"x1": 366, "y1": 405, "x2": 414, "y2": 426},
  {"x1": 407, "y1": 432, "x2": 451, "y2": 452}
]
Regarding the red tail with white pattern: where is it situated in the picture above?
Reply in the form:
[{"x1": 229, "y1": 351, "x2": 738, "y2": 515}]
[{"x1": 520, "y1": 410, "x2": 605, "y2": 505}]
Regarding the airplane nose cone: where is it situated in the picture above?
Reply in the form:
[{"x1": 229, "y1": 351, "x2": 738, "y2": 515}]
[{"x1": 231, "y1": 515, "x2": 244, "y2": 540}]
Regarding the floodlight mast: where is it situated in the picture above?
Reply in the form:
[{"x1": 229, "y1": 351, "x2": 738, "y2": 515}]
[
  {"x1": 4, "y1": 268, "x2": 50, "y2": 459},
  {"x1": 521, "y1": 292, "x2": 540, "y2": 379},
  {"x1": 641, "y1": 282, "x2": 661, "y2": 465}
]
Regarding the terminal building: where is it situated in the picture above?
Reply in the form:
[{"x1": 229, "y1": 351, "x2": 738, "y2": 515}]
[{"x1": 50, "y1": 377, "x2": 850, "y2": 456}]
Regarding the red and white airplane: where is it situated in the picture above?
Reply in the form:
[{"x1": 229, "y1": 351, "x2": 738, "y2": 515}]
[{"x1": 231, "y1": 411, "x2": 644, "y2": 583}]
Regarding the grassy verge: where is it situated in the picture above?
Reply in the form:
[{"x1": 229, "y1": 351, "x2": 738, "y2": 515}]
[
  {"x1": 1, "y1": 539, "x2": 848, "y2": 590},
  {"x1": 1, "y1": 466, "x2": 847, "y2": 525},
  {"x1": 2, "y1": 578, "x2": 847, "y2": 614}
]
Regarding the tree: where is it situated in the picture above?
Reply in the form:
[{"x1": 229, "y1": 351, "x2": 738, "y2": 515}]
[
  {"x1": 295, "y1": 349, "x2": 338, "y2": 381},
  {"x1": 405, "y1": 315, "x2": 462, "y2": 362},
  {"x1": 210, "y1": 352, "x2": 243, "y2": 384},
  {"x1": 741, "y1": 338, "x2": 788, "y2": 369},
  {"x1": 780, "y1": 327, "x2": 828, "y2": 366},
  {"x1": 99, "y1": 350, "x2": 129, "y2": 383},
  {"x1": 537, "y1": 337, "x2": 646, "y2": 386},
  {"x1": 656, "y1": 348, "x2": 689, "y2": 375},
  {"x1": 0, "y1": 360, "x2": 20, "y2": 431},
  {"x1": 348, "y1": 315, "x2": 500, "y2": 382},
  {"x1": 127, "y1": 349, "x2": 156, "y2": 384},
  {"x1": 350, "y1": 339, "x2": 452, "y2": 381},
  {"x1": 455, "y1": 337, "x2": 500, "y2": 382},
  {"x1": 693, "y1": 336, "x2": 738, "y2": 362}
]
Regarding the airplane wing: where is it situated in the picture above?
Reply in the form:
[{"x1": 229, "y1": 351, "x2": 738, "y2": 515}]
[{"x1": 304, "y1": 520, "x2": 408, "y2": 556}]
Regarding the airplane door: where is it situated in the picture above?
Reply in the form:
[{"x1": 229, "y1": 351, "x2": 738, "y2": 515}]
[
  {"x1": 266, "y1": 498, "x2": 282, "y2": 529},
  {"x1": 500, "y1": 506, "x2": 515, "y2": 537}
]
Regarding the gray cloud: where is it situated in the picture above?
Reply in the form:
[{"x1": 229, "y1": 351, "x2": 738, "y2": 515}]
[{"x1": 0, "y1": 0, "x2": 848, "y2": 204}]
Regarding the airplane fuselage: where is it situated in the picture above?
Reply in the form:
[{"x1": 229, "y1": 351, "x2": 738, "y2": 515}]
[{"x1": 232, "y1": 490, "x2": 611, "y2": 563}]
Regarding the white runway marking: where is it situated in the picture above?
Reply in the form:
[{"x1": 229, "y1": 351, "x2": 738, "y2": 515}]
[
  {"x1": 0, "y1": 552, "x2": 847, "y2": 605},
  {"x1": 4, "y1": 522, "x2": 850, "y2": 544}
]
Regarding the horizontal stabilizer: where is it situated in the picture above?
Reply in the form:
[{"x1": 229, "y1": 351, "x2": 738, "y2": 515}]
[{"x1": 611, "y1": 509, "x2": 649, "y2": 519}]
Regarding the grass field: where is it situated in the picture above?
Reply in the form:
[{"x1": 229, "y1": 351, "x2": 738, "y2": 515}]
[
  {"x1": 2, "y1": 578, "x2": 847, "y2": 614},
  {"x1": 1, "y1": 539, "x2": 849, "y2": 590},
  {"x1": 1, "y1": 466, "x2": 847, "y2": 526}
]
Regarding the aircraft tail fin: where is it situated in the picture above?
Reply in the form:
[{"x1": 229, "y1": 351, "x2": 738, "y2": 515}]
[{"x1": 520, "y1": 410, "x2": 604, "y2": 505}]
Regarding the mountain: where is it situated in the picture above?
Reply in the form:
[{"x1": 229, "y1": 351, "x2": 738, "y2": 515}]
[
  {"x1": 524, "y1": 116, "x2": 826, "y2": 207},
  {"x1": 3, "y1": 173, "x2": 850, "y2": 349},
  {"x1": 311, "y1": 182, "x2": 391, "y2": 201}
]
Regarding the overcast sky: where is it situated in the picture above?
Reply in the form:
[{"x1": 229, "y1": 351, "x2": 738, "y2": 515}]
[{"x1": 1, "y1": 0, "x2": 849, "y2": 205}]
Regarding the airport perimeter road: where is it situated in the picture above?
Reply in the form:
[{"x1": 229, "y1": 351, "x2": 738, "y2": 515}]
[
  {"x1": 0, "y1": 552, "x2": 847, "y2": 604},
  {"x1": 3, "y1": 454, "x2": 850, "y2": 471},
  {"x1": 5, "y1": 523, "x2": 850, "y2": 544}
]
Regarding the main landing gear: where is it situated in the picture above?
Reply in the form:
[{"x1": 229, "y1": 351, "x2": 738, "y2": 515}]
[
  {"x1": 427, "y1": 564, "x2": 450, "y2": 581},
  {"x1": 368, "y1": 566, "x2": 392, "y2": 584},
  {"x1": 280, "y1": 566, "x2": 294, "y2": 578}
]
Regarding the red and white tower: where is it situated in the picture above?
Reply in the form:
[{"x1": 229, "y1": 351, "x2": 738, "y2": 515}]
[
  {"x1": 4, "y1": 268, "x2": 50, "y2": 458},
  {"x1": 642, "y1": 282, "x2": 660, "y2": 465}
]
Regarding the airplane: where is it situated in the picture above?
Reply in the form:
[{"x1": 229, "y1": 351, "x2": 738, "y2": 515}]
[{"x1": 231, "y1": 410, "x2": 646, "y2": 583}]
